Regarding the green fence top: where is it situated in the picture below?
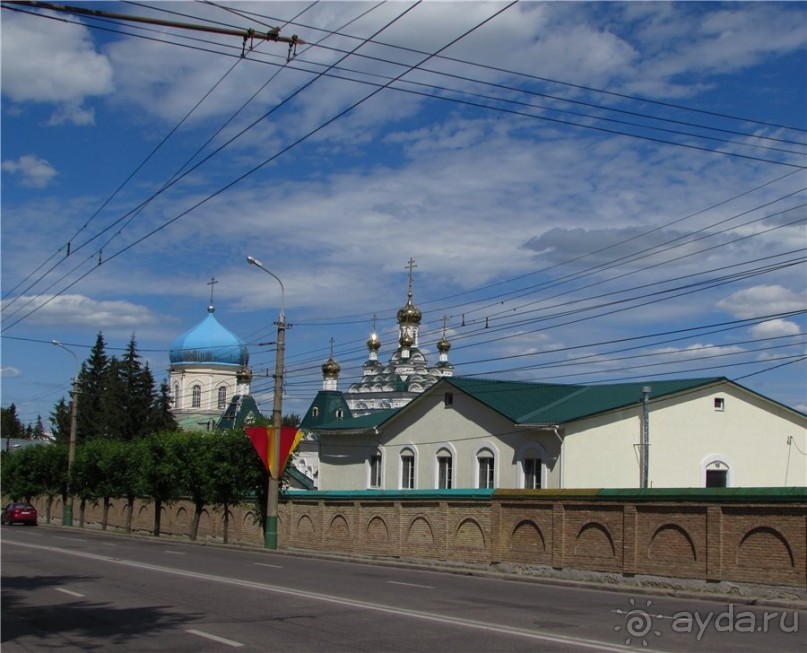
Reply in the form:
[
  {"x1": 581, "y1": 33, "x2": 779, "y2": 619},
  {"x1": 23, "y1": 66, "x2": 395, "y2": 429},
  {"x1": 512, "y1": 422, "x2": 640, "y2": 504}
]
[
  {"x1": 286, "y1": 487, "x2": 806, "y2": 503},
  {"x1": 285, "y1": 488, "x2": 496, "y2": 501}
]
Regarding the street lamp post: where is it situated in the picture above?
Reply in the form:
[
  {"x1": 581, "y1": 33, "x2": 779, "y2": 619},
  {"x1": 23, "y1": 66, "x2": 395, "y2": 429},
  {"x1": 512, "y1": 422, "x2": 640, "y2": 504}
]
[
  {"x1": 52, "y1": 340, "x2": 80, "y2": 527},
  {"x1": 247, "y1": 255, "x2": 286, "y2": 550}
]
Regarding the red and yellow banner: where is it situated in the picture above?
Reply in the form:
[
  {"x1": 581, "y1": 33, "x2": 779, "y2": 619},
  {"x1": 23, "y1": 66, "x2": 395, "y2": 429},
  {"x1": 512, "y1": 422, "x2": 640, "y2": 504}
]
[{"x1": 244, "y1": 426, "x2": 304, "y2": 478}]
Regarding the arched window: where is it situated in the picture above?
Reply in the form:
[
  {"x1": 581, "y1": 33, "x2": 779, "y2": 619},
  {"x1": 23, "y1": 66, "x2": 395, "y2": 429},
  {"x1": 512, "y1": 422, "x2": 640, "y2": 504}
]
[
  {"x1": 172, "y1": 383, "x2": 180, "y2": 408},
  {"x1": 523, "y1": 457, "x2": 543, "y2": 489},
  {"x1": 516, "y1": 443, "x2": 548, "y2": 489},
  {"x1": 368, "y1": 450, "x2": 382, "y2": 489},
  {"x1": 437, "y1": 448, "x2": 453, "y2": 489},
  {"x1": 477, "y1": 448, "x2": 495, "y2": 489},
  {"x1": 217, "y1": 386, "x2": 227, "y2": 409},
  {"x1": 191, "y1": 385, "x2": 202, "y2": 408},
  {"x1": 702, "y1": 456, "x2": 732, "y2": 487},
  {"x1": 401, "y1": 448, "x2": 415, "y2": 490}
]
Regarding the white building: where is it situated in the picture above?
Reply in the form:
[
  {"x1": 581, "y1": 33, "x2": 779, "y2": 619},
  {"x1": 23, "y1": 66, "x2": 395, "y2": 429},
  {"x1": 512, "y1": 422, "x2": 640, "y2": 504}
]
[{"x1": 314, "y1": 376, "x2": 807, "y2": 491}]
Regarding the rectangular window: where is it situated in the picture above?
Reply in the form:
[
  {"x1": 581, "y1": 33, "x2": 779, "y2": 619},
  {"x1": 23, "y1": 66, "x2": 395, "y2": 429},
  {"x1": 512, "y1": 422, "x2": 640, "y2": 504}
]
[
  {"x1": 524, "y1": 458, "x2": 542, "y2": 489},
  {"x1": 438, "y1": 456, "x2": 453, "y2": 489},
  {"x1": 401, "y1": 455, "x2": 414, "y2": 489},
  {"x1": 369, "y1": 454, "x2": 382, "y2": 488},
  {"x1": 714, "y1": 397, "x2": 725, "y2": 411},
  {"x1": 478, "y1": 457, "x2": 494, "y2": 489},
  {"x1": 444, "y1": 392, "x2": 453, "y2": 407},
  {"x1": 706, "y1": 469, "x2": 727, "y2": 487}
]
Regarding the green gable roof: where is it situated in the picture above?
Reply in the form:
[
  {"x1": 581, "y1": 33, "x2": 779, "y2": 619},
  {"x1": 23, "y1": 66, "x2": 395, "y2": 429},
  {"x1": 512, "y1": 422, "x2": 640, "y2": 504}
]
[{"x1": 446, "y1": 377, "x2": 724, "y2": 424}]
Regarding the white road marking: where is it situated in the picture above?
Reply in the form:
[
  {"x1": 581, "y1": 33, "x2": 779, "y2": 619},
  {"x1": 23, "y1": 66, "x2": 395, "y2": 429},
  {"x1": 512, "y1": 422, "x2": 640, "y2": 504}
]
[
  {"x1": 55, "y1": 588, "x2": 85, "y2": 598},
  {"x1": 186, "y1": 629, "x2": 244, "y2": 647},
  {"x1": 254, "y1": 562, "x2": 283, "y2": 568},
  {"x1": 53, "y1": 537, "x2": 86, "y2": 542},
  {"x1": 8, "y1": 539, "x2": 660, "y2": 653},
  {"x1": 388, "y1": 580, "x2": 433, "y2": 589},
  {"x1": 163, "y1": 550, "x2": 186, "y2": 554}
]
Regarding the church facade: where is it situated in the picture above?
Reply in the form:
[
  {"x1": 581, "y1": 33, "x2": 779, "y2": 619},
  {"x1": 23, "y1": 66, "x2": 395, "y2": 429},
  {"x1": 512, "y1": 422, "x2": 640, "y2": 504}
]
[
  {"x1": 344, "y1": 259, "x2": 454, "y2": 417},
  {"x1": 168, "y1": 294, "x2": 255, "y2": 431}
]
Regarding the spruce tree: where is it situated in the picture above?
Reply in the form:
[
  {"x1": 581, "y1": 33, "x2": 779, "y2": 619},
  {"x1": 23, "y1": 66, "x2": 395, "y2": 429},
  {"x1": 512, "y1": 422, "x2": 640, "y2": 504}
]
[
  {"x1": 1, "y1": 404, "x2": 25, "y2": 440},
  {"x1": 77, "y1": 333, "x2": 110, "y2": 440},
  {"x1": 49, "y1": 397, "x2": 71, "y2": 444}
]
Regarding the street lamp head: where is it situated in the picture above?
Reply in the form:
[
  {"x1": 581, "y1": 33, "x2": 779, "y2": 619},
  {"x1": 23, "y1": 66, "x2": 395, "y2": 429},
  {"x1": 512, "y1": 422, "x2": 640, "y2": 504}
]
[{"x1": 247, "y1": 255, "x2": 262, "y2": 267}]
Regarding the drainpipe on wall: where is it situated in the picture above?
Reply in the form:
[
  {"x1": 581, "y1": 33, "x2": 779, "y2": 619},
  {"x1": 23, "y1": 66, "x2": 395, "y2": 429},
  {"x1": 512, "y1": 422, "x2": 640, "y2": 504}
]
[
  {"x1": 641, "y1": 386, "x2": 651, "y2": 489},
  {"x1": 552, "y1": 427, "x2": 564, "y2": 489}
]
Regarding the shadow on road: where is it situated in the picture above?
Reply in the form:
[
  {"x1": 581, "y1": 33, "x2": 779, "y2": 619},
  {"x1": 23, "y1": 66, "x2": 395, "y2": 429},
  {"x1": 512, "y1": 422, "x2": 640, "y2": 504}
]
[{"x1": 2, "y1": 573, "x2": 200, "y2": 649}]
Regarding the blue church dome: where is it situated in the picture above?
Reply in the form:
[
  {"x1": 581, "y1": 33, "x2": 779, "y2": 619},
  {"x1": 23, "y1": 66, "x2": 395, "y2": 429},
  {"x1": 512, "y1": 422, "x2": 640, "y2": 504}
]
[{"x1": 169, "y1": 305, "x2": 248, "y2": 367}]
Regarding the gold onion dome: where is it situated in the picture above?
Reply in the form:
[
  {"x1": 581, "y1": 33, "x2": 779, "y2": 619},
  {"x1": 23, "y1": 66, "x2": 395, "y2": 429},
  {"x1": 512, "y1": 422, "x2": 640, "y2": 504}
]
[
  {"x1": 367, "y1": 331, "x2": 382, "y2": 352},
  {"x1": 400, "y1": 331, "x2": 414, "y2": 347},
  {"x1": 397, "y1": 300, "x2": 422, "y2": 325},
  {"x1": 321, "y1": 357, "x2": 341, "y2": 377},
  {"x1": 437, "y1": 335, "x2": 451, "y2": 353}
]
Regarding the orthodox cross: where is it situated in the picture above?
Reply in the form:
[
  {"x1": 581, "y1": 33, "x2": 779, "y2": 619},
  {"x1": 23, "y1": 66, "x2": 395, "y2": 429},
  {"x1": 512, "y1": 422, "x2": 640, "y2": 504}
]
[
  {"x1": 405, "y1": 257, "x2": 417, "y2": 300},
  {"x1": 207, "y1": 277, "x2": 218, "y2": 306}
]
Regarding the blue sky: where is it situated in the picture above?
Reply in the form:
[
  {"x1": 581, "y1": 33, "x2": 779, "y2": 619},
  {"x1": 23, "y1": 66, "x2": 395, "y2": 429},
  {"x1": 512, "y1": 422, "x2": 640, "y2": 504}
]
[{"x1": 2, "y1": 1, "x2": 806, "y2": 429}]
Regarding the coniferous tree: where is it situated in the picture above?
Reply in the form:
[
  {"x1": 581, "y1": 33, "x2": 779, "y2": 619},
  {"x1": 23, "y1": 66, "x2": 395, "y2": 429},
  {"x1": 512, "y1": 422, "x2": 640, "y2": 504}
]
[
  {"x1": 151, "y1": 379, "x2": 179, "y2": 433},
  {"x1": 77, "y1": 332, "x2": 110, "y2": 440},
  {"x1": 2, "y1": 403, "x2": 25, "y2": 440},
  {"x1": 32, "y1": 415, "x2": 46, "y2": 440},
  {"x1": 49, "y1": 397, "x2": 71, "y2": 444}
]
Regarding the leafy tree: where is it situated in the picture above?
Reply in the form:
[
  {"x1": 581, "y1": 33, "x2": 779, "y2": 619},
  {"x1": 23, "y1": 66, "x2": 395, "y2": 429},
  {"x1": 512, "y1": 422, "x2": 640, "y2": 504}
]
[
  {"x1": 207, "y1": 430, "x2": 263, "y2": 544},
  {"x1": 22, "y1": 445, "x2": 68, "y2": 522},
  {"x1": 103, "y1": 439, "x2": 146, "y2": 533},
  {"x1": 139, "y1": 433, "x2": 184, "y2": 536},
  {"x1": 171, "y1": 432, "x2": 211, "y2": 541},
  {"x1": 70, "y1": 438, "x2": 112, "y2": 527},
  {"x1": 1, "y1": 446, "x2": 39, "y2": 501}
]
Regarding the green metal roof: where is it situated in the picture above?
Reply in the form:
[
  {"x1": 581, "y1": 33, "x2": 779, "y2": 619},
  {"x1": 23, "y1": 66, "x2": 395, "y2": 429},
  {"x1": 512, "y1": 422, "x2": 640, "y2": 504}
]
[
  {"x1": 300, "y1": 390, "x2": 353, "y2": 430},
  {"x1": 446, "y1": 377, "x2": 724, "y2": 424},
  {"x1": 311, "y1": 375, "x2": 802, "y2": 435},
  {"x1": 315, "y1": 407, "x2": 401, "y2": 432}
]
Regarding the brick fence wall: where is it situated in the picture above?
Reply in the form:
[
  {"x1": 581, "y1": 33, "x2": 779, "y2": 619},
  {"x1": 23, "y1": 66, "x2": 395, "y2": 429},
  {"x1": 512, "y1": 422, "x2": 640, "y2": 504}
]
[{"x1": 24, "y1": 488, "x2": 806, "y2": 589}]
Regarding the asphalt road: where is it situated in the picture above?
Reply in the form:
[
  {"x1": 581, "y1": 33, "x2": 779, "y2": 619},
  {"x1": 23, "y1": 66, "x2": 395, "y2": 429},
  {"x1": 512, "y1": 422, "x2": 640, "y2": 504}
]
[{"x1": 2, "y1": 524, "x2": 803, "y2": 652}]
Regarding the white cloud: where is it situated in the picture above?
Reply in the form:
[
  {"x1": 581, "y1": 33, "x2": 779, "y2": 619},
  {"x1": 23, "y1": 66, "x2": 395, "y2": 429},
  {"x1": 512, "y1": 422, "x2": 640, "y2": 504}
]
[
  {"x1": 1, "y1": 294, "x2": 165, "y2": 330},
  {"x1": 1, "y1": 366, "x2": 21, "y2": 379},
  {"x1": 0, "y1": 9, "x2": 113, "y2": 124},
  {"x1": 2, "y1": 155, "x2": 57, "y2": 188},
  {"x1": 749, "y1": 319, "x2": 802, "y2": 339},
  {"x1": 716, "y1": 286, "x2": 806, "y2": 320}
]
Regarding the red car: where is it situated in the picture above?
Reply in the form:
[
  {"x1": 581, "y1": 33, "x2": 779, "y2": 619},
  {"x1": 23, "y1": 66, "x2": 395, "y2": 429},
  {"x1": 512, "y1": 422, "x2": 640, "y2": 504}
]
[{"x1": 1, "y1": 502, "x2": 38, "y2": 526}]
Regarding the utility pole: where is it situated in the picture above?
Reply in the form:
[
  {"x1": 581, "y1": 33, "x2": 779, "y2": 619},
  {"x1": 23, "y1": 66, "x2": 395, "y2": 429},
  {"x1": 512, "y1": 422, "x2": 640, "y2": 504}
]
[
  {"x1": 52, "y1": 340, "x2": 80, "y2": 527},
  {"x1": 247, "y1": 256, "x2": 287, "y2": 550}
]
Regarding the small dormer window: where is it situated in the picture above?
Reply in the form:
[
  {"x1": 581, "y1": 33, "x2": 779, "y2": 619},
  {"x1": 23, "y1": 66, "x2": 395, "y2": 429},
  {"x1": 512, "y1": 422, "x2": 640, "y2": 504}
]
[
  {"x1": 335, "y1": 409, "x2": 344, "y2": 420},
  {"x1": 312, "y1": 407, "x2": 320, "y2": 418},
  {"x1": 714, "y1": 397, "x2": 725, "y2": 411}
]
